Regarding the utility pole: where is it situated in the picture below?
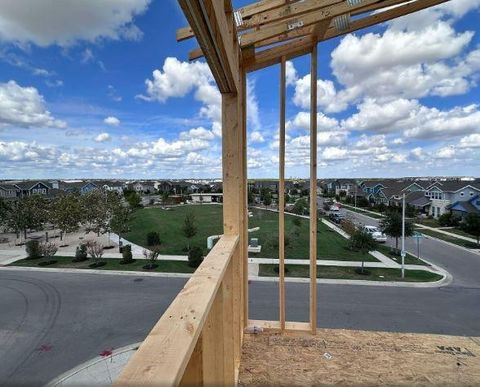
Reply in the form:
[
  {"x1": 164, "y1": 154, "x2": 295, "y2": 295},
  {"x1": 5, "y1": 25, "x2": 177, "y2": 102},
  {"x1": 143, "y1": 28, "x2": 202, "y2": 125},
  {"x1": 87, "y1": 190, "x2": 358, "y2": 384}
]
[{"x1": 401, "y1": 192, "x2": 406, "y2": 279}]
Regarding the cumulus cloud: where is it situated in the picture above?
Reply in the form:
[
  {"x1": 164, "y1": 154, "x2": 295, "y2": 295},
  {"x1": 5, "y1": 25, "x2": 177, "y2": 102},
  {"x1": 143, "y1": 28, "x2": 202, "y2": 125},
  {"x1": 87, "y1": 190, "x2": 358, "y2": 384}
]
[
  {"x1": 0, "y1": 80, "x2": 66, "y2": 128},
  {"x1": 287, "y1": 111, "x2": 340, "y2": 132},
  {"x1": 459, "y1": 133, "x2": 480, "y2": 148},
  {"x1": 179, "y1": 127, "x2": 215, "y2": 141},
  {"x1": 285, "y1": 61, "x2": 298, "y2": 86},
  {"x1": 250, "y1": 131, "x2": 265, "y2": 143},
  {"x1": 95, "y1": 133, "x2": 111, "y2": 142},
  {"x1": 0, "y1": 0, "x2": 150, "y2": 46},
  {"x1": 104, "y1": 116, "x2": 120, "y2": 126}
]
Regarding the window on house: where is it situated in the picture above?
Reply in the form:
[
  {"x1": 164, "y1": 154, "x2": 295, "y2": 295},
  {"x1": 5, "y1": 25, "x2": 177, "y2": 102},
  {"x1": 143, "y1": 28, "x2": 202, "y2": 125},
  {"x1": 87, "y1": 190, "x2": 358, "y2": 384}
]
[
  {"x1": 460, "y1": 192, "x2": 464, "y2": 197},
  {"x1": 470, "y1": 192, "x2": 474, "y2": 196}
]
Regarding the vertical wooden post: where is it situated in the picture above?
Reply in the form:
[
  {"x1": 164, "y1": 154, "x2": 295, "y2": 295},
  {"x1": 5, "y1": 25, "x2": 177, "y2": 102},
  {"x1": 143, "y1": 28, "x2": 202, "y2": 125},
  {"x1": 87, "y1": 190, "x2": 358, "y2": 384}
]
[
  {"x1": 279, "y1": 56, "x2": 286, "y2": 331},
  {"x1": 309, "y1": 45, "x2": 318, "y2": 335},
  {"x1": 240, "y1": 69, "x2": 248, "y2": 333}
]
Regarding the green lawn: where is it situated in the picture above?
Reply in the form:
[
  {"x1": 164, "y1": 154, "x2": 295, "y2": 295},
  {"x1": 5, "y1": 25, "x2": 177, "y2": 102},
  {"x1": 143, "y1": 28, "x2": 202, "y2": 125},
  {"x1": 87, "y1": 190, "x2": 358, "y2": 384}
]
[
  {"x1": 10, "y1": 256, "x2": 195, "y2": 273},
  {"x1": 376, "y1": 244, "x2": 428, "y2": 266},
  {"x1": 416, "y1": 228, "x2": 479, "y2": 249},
  {"x1": 415, "y1": 218, "x2": 441, "y2": 228},
  {"x1": 126, "y1": 205, "x2": 378, "y2": 262},
  {"x1": 258, "y1": 264, "x2": 442, "y2": 282}
]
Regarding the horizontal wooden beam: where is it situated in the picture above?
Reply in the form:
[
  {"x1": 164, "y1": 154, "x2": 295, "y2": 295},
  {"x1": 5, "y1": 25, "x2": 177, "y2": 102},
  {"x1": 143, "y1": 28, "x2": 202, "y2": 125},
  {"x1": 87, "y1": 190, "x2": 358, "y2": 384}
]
[
  {"x1": 239, "y1": 0, "x2": 382, "y2": 47},
  {"x1": 177, "y1": 0, "x2": 291, "y2": 42},
  {"x1": 243, "y1": 0, "x2": 450, "y2": 72}
]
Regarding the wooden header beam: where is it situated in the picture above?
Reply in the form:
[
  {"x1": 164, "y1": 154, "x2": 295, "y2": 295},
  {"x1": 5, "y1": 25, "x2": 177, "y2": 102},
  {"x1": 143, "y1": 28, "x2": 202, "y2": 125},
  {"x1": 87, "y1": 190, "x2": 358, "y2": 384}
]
[{"x1": 243, "y1": 0, "x2": 450, "y2": 72}]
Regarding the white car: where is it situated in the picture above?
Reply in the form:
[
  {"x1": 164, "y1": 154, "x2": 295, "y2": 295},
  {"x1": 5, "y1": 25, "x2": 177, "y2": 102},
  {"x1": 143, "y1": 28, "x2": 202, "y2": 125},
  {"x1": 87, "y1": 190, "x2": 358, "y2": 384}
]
[{"x1": 362, "y1": 225, "x2": 387, "y2": 243}]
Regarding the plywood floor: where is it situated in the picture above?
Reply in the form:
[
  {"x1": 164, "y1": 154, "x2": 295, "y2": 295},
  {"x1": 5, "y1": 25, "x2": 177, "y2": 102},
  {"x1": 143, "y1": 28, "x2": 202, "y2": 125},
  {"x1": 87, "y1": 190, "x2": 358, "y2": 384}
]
[{"x1": 238, "y1": 328, "x2": 480, "y2": 386}]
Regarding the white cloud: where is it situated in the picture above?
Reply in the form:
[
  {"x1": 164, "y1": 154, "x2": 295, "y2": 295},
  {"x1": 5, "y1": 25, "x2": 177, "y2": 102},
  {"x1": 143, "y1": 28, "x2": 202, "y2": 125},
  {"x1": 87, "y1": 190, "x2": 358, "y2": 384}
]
[
  {"x1": 285, "y1": 61, "x2": 298, "y2": 86},
  {"x1": 292, "y1": 75, "x2": 348, "y2": 113},
  {"x1": 0, "y1": 0, "x2": 150, "y2": 46},
  {"x1": 459, "y1": 133, "x2": 480, "y2": 148},
  {"x1": 140, "y1": 57, "x2": 221, "y2": 132},
  {"x1": 0, "y1": 80, "x2": 66, "y2": 128},
  {"x1": 104, "y1": 116, "x2": 120, "y2": 126},
  {"x1": 180, "y1": 127, "x2": 215, "y2": 141},
  {"x1": 287, "y1": 111, "x2": 340, "y2": 132},
  {"x1": 435, "y1": 146, "x2": 456, "y2": 159},
  {"x1": 95, "y1": 132, "x2": 111, "y2": 142},
  {"x1": 250, "y1": 131, "x2": 265, "y2": 143},
  {"x1": 322, "y1": 147, "x2": 348, "y2": 161},
  {"x1": 247, "y1": 79, "x2": 260, "y2": 131}
]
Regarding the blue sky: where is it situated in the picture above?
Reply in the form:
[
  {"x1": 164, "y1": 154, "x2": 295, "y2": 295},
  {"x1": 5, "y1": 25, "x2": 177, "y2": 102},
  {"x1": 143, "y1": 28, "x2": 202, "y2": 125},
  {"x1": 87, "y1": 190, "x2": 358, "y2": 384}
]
[{"x1": 0, "y1": 0, "x2": 479, "y2": 179}]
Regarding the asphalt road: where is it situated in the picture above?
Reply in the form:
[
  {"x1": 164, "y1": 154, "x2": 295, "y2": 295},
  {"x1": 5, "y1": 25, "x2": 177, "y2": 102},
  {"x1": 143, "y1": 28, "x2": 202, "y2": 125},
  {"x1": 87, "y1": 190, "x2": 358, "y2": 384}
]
[{"x1": 1, "y1": 263, "x2": 480, "y2": 385}]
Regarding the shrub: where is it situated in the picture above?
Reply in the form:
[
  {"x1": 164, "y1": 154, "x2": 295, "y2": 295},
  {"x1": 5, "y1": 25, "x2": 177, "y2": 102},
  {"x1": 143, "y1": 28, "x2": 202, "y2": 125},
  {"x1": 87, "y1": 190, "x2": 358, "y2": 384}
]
[
  {"x1": 438, "y1": 212, "x2": 461, "y2": 227},
  {"x1": 40, "y1": 242, "x2": 58, "y2": 259},
  {"x1": 73, "y1": 243, "x2": 88, "y2": 262},
  {"x1": 146, "y1": 231, "x2": 161, "y2": 246},
  {"x1": 292, "y1": 217, "x2": 302, "y2": 227},
  {"x1": 142, "y1": 246, "x2": 161, "y2": 270},
  {"x1": 188, "y1": 246, "x2": 204, "y2": 268},
  {"x1": 26, "y1": 240, "x2": 42, "y2": 259},
  {"x1": 121, "y1": 244, "x2": 133, "y2": 263}
]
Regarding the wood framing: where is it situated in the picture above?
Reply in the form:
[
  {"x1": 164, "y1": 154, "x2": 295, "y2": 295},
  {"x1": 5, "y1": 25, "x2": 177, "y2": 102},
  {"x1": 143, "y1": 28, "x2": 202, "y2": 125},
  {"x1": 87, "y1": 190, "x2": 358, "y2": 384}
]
[
  {"x1": 279, "y1": 56, "x2": 286, "y2": 331},
  {"x1": 309, "y1": 45, "x2": 318, "y2": 335}
]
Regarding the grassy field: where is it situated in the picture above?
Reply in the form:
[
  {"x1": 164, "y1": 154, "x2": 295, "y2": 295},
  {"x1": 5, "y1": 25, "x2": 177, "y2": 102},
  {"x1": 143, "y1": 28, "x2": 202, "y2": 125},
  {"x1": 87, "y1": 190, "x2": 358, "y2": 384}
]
[
  {"x1": 126, "y1": 205, "x2": 378, "y2": 262},
  {"x1": 416, "y1": 228, "x2": 479, "y2": 249},
  {"x1": 258, "y1": 264, "x2": 442, "y2": 282},
  {"x1": 10, "y1": 256, "x2": 195, "y2": 273}
]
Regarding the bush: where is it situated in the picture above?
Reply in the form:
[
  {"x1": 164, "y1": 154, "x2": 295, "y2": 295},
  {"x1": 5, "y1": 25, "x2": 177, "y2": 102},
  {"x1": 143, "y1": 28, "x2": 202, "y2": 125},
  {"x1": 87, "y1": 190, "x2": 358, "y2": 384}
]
[
  {"x1": 188, "y1": 246, "x2": 204, "y2": 268},
  {"x1": 73, "y1": 243, "x2": 88, "y2": 262},
  {"x1": 292, "y1": 217, "x2": 301, "y2": 227},
  {"x1": 438, "y1": 212, "x2": 461, "y2": 227},
  {"x1": 121, "y1": 244, "x2": 133, "y2": 263},
  {"x1": 146, "y1": 231, "x2": 161, "y2": 246},
  {"x1": 26, "y1": 240, "x2": 42, "y2": 259}
]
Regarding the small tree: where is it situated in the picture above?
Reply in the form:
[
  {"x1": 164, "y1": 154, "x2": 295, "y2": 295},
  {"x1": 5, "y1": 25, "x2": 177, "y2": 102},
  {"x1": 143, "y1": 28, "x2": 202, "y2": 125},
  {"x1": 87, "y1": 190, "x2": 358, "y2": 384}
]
[
  {"x1": 143, "y1": 246, "x2": 161, "y2": 269},
  {"x1": 126, "y1": 192, "x2": 142, "y2": 209},
  {"x1": 51, "y1": 193, "x2": 82, "y2": 246},
  {"x1": 86, "y1": 240, "x2": 104, "y2": 267},
  {"x1": 349, "y1": 229, "x2": 377, "y2": 274},
  {"x1": 40, "y1": 242, "x2": 58, "y2": 261},
  {"x1": 263, "y1": 192, "x2": 272, "y2": 208},
  {"x1": 110, "y1": 205, "x2": 131, "y2": 247},
  {"x1": 146, "y1": 231, "x2": 161, "y2": 246},
  {"x1": 183, "y1": 213, "x2": 197, "y2": 249},
  {"x1": 26, "y1": 240, "x2": 42, "y2": 259},
  {"x1": 73, "y1": 243, "x2": 88, "y2": 262},
  {"x1": 462, "y1": 213, "x2": 480, "y2": 246},
  {"x1": 188, "y1": 246, "x2": 204, "y2": 268},
  {"x1": 380, "y1": 212, "x2": 414, "y2": 250},
  {"x1": 292, "y1": 198, "x2": 308, "y2": 215},
  {"x1": 121, "y1": 244, "x2": 133, "y2": 264}
]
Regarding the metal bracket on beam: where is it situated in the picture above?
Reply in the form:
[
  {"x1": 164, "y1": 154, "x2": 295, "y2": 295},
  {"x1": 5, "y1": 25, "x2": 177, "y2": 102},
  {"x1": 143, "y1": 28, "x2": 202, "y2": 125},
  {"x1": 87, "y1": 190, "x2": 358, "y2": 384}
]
[
  {"x1": 234, "y1": 10, "x2": 243, "y2": 27},
  {"x1": 287, "y1": 20, "x2": 305, "y2": 31},
  {"x1": 333, "y1": 13, "x2": 350, "y2": 32}
]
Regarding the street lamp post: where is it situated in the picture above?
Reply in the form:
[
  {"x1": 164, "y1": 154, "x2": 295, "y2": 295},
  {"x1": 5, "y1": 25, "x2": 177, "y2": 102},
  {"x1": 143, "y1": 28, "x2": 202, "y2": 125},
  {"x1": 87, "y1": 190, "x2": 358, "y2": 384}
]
[{"x1": 401, "y1": 193, "x2": 406, "y2": 279}]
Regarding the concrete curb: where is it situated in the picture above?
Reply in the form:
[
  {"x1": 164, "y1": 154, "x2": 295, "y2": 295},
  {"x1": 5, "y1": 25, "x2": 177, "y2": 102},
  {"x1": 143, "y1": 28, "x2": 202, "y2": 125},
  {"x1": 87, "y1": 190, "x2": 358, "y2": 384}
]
[
  {"x1": 0, "y1": 266, "x2": 192, "y2": 278},
  {"x1": 46, "y1": 342, "x2": 141, "y2": 387}
]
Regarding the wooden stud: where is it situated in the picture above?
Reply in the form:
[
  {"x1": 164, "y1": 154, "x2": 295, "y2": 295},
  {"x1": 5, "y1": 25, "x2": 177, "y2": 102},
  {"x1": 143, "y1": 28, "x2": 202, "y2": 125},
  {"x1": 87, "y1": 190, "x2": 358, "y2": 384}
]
[
  {"x1": 309, "y1": 44, "x2": 318, "y2": 335},
  {"x1": 279, "y1": 56, "x2": 286, "y2": 331},
  {"x1": 179, "y1": 335, "x2": 203, "y2": 386}
]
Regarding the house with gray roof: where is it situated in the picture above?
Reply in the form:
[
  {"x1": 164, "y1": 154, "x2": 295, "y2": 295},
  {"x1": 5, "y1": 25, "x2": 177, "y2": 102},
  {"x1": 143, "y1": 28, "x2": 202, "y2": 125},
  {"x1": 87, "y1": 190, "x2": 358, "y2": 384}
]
[{"x1": 425, "y1": 180, "x2": 480, "y2": 218}]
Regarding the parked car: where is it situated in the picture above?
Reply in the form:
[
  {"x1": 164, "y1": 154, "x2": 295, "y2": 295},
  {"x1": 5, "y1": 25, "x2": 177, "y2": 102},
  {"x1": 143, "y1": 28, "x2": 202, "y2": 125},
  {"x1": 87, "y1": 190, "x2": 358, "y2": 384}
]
[
  {"x1": 362, "y1": 225, "x2": 387, "y2": 243},
  {"x1": 329, "y1": 212, "x2": 345, "y2": 224}
]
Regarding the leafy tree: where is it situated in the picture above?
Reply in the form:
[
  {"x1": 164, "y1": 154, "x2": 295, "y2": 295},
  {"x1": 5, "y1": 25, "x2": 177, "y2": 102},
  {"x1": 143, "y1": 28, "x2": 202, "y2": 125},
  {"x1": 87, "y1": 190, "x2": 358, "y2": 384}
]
[
  {"x1": 126, "y1": 192, "x2": 142, "y2": 209},
  {"x1": 0, "y1": 198, "x2": 9, "y2": 229},
  {"x1": 380, "y1": 211, "x2": 414, "y2": 250},
  {"x1": 377, "y1": 203, "x2": 386, "y2": 214},
  {"x1": 161, "y1": 191, "x2": 170, "y2": 204},
  {"x1": 461, "y1": 213, "x2": 480, "y2": 246},
  {"x1": 26, "y1": 240, "x2": 42, "y2": 259},
  {"x1": 110, "y1": 204, "x2": 131, "y2": 244},
  {"x1": 188, "y1": 246, "x2": 204, "y2": 268},
  {"x1": 183, "y1": 213, "x2": 197, "y2": 243},
  {"x1": 247, "y1": 191, "x2": 255, "y2": 205},
  {"x1": 6, "y1": 196, "x2": 47, "y2": 241},
  {"x1": 121, "y1": 244, "x2": 133, "y2": 264},
  {"x1": 263, "y1": 191, "x2": 272, "y2": 208},
  {"x1": 292, "y1": 198, "x2": 308, "y2": 215},
  {"x1": 81, "y1": 191, "x2": 109, "y2": 236},
  {"x1": 349, "y1": 229, "x2": 377, "y2": 274},
  {"x1": 73, "y1": 243, "x2": 88, "y2": 262},
  {"x1": 357, "y1": 197, "x2": 369, "y2": 208},
  {"x1": 438, "y1": 212, "x2": 460, "y2": 227},
  {"x1": 86, "y1": 240, "x2": 104, "y2": 267},
  {"x1": 51, "y1": 193, "x2": 82, "y2": 245}
]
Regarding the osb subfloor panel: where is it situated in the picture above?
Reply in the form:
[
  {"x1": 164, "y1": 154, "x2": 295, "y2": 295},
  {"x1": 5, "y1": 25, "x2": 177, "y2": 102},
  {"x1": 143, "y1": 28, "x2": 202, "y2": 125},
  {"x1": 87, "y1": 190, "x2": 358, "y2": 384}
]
[{"x1": 238, "y1": 329, "x2": 480, "y2": 386}]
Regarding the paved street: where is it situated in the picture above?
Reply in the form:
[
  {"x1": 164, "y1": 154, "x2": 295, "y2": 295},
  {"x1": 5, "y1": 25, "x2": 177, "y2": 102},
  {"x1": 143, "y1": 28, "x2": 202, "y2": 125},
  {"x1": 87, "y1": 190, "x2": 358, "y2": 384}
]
[{"x1": 1, "y1": 262, "x2": 480, "y2": 385}]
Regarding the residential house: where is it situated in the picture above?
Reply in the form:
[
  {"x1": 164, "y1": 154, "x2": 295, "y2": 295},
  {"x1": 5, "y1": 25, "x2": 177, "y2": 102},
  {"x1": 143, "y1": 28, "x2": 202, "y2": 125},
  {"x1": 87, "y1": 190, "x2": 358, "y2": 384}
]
[
  {"x1": 425, "y1": 180, "x2": 480, "y2": 218},
  {"x1": 99, "y1": 181, "x2": 125, "y2": 194},
  {"x1": 60, "y1": 181, "x2": 98, "y2": 195},
  {"x1": 190, "y1": 193, "x2": 223, "y2": 203},
  {"x1": 335, "y1": 179, "x2": 357, "y2": 197},
  {"x1": 14, "y1": 181, "x2": 51, "y2": 197},
  {"x1": 447, "y1": 195, "x2": 480, "y2": 219},
  {"x1": 0, "y1": 184, "x2": 18, "y2": 200},
  {"x1": 132, "y1": 181, "x2": 156, "y2": 194}
]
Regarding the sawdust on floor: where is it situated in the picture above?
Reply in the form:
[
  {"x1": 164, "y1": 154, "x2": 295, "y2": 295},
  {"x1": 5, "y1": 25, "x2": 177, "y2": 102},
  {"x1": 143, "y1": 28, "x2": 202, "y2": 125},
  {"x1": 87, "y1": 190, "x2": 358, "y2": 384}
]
[{"x1": 238, "y1": 328, "x2": 480, "y2": 386}]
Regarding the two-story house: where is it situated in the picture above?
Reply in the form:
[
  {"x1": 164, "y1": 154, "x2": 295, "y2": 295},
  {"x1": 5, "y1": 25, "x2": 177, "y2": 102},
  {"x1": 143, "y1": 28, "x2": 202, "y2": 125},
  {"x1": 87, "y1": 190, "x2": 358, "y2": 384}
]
[
  {"x1": 60, "y1": 181, "x2": 98, "y2": 195},
  {"x1": 14, "y1": 181, "x2": 51, "y2": 197},
  {"x1": 0, "y1": 184, "x2": 19, "y2": 199},
  {"x1": 425, "y1": 181, "x2": 480, "y2": 218}
]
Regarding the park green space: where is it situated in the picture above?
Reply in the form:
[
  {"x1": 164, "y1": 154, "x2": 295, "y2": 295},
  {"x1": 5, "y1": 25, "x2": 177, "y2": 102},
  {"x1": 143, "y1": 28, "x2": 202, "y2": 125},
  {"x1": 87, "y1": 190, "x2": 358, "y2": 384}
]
[
  {"x1": 125, "y1": 205, "x2": 378, "y2": 262},
  {"x1": 258, "y1": 264, "x2": 442, "y2": 282},
  {"x1": 10, "y1": 256, "x2": 194, "y2": 273},
  {"x1": 415, "y1": 228, "x2": 479, "y2": 249}
]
